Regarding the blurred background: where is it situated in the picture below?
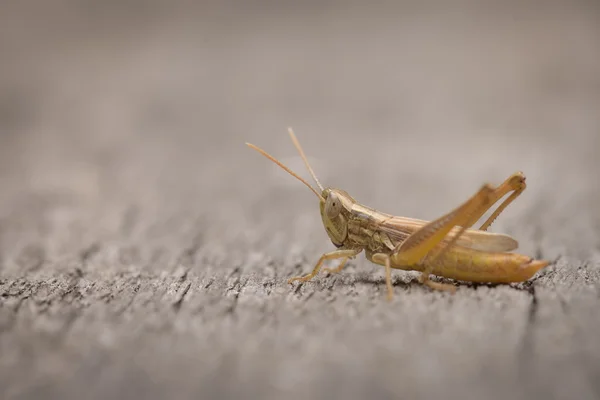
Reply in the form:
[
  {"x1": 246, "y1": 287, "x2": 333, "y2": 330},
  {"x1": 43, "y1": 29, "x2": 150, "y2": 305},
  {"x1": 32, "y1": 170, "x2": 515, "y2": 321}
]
[
  {"x1": 1, "y1": 0, "x2": 599, "y2": 266},
  {"x1": 1, "y1": 0, "x2": 600, "y2": 399},
  {"x1": 1, "y1": 0, "x2": 599, "y2": 261}
]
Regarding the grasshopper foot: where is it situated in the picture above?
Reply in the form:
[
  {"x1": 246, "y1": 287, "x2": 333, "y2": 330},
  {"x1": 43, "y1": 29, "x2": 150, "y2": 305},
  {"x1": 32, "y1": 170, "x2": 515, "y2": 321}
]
[
  {"x1": 386, "y1": 290, "x2": 394, "y2": 302},
  {"x1": 419, "y1": 274, "x2": 457, "y2": 293},
  {"x1": 287, "y1": 275, "x2": 315, "y2": 284},
  {"x1": 508, "y1": 171, "x2": 526, "y2": 189}
]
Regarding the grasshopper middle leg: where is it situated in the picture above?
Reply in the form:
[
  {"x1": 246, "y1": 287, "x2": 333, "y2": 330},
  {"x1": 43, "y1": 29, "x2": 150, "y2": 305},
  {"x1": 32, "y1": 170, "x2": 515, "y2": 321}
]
[{"x1": 370, "y1": 253, "x2": 396, "y2": 302}]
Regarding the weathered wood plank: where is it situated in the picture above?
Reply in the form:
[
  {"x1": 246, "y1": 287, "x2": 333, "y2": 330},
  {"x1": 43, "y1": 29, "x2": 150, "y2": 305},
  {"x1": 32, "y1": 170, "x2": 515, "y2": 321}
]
[{"x1": 1, "y1": 1, "x2": 599, "y2": 399}]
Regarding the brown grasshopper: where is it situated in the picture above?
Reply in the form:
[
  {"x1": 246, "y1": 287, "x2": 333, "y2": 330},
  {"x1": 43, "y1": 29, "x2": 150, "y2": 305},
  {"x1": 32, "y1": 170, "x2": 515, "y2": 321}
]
[{"x1": 246, "y1": 128, "x2": 549, "y2": 301}]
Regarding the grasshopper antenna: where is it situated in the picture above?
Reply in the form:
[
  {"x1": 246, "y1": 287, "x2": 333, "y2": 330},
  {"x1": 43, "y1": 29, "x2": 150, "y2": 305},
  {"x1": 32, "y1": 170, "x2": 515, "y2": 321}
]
[
  {"x1": 246, "y1": 142, "x2": 326, "y2": 202},
  {"x1": 287, "y1": 127, "x2": 325, "y2": 192}
]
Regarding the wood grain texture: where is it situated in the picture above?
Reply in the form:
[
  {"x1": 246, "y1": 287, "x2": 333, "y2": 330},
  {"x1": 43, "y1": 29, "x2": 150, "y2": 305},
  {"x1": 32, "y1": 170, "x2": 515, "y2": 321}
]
[{"x1": 1, "y1": 1, "x2": 600, "y2": 399}]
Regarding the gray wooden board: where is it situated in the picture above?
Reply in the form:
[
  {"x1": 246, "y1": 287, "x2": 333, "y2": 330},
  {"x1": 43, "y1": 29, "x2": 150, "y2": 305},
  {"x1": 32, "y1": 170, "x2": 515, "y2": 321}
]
[{"x1": 1, "y1": 1, "x2": 600, "y2": 399}]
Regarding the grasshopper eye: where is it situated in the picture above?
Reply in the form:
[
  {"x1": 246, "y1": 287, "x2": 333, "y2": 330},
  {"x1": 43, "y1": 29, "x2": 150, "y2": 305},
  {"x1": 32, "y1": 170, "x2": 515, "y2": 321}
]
[{"x1": 325, "y1": 192, "x2": 342, "y2": 218}]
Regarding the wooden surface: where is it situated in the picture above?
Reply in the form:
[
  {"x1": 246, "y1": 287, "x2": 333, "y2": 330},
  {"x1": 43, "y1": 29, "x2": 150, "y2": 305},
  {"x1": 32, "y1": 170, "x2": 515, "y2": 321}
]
[{"x1": 1, "y1": 1, "x2": 600, "y2": 399}]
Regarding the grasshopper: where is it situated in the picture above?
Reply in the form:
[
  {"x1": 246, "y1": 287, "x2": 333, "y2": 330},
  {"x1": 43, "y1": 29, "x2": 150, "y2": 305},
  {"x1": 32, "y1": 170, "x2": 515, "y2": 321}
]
[{"x1": 246, "y1": 128, "x2": 549, "y2": 301}]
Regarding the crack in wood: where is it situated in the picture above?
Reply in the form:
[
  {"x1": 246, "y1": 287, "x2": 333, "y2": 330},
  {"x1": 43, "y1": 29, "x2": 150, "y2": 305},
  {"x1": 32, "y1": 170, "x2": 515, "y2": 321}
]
[
  {"x1": 172, "y1": 282, "x2": 191, "y2": 311},
  {"x1": 517, "y1": 281, "x2": 539, "y2": 384},
  {"x1": 80, "y1": 242, "x2": 101, "y2": 264}
]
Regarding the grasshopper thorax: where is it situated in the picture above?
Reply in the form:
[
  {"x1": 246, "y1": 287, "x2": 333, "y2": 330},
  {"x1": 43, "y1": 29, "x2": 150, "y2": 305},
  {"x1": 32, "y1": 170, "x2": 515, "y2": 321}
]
[{"x1": 319, "y1": 188, "x2": 355, "y2": 247}]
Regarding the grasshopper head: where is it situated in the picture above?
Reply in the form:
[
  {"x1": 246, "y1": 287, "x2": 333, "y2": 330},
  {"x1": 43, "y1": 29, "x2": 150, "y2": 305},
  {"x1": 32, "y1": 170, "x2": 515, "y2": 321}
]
[{"x1": 319, "y1": 188, "x2": 355, "y2": 247}]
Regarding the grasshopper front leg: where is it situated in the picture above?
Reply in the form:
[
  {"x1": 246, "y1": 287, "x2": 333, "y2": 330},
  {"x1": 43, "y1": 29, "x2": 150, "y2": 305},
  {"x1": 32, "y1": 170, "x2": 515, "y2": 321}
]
[
  {"x1": 322, "y1": 257, "x2": 350, "y2": 274},
  {"x1": 288, "y1": 249, "x2": 360, "y2": 284}
]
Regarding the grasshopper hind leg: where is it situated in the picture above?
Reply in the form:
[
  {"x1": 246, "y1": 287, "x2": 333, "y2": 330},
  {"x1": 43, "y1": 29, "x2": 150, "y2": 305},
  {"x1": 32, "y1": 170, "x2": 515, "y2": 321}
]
[
  {"x1": 476, "y1": 172, "x2": 526, "y2": 231},
  {"x1": 415, "y1": 172, "x2": 526, "y2": 292},
  {"x1": 385, "y1": 184, "x2": 497, "y2": 293}
]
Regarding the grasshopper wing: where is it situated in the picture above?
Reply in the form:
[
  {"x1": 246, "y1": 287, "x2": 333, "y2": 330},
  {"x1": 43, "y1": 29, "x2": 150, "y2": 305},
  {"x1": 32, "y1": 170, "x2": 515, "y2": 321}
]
[
  {"x1": 452, "y1": 229, "x2": 518, "y2": 252},
  {"x1": 378, "y1": 216, "x2": 518, "y2": 253}
]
